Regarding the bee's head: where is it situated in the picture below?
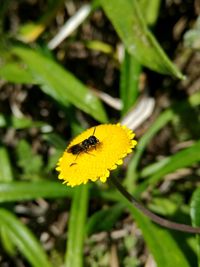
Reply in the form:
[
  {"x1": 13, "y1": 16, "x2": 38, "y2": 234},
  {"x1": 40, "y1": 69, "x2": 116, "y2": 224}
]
[{"x1": 88, "y1": 135, "x2": 99, "y2": 145}]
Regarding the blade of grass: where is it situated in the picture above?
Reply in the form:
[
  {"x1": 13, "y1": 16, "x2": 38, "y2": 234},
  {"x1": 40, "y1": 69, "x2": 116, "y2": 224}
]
[
  {"x1": 0, "y1": 147, "x2": 13, "y2": 182},
  {"x1": 101, "y1": 0, "x2": 184, "y2": 78},
  {"x1": 0, "y1": 181, "x2": 74, "y2": 202},
  {"x1": 0, "y1": 181, "x2": 119, "y2": 203},
  {"x1": 16, "y1": 140, "x2": 43, "y2": 178},
  {"x1": 120, "y1": 51, "x2": 141, "y2": 115},
  {"x1": 85, "y1": 40, "x2": 114, "y2": 54},
  {"x1": 0, "y1": 114, "x2": 47, "y2": 129},
  {"x1": 136, "y1": 140, "x2": 200, "y2": 195},
  {"x1": 65, "y1": 185, "x2": 89, "y2": 267},
  {"x1": 86, "y1": 203, "x2": 124, "y2": 236},
  {"x1": 139, "y1": 0, "x2": 161, "y2": 26},
  {"x1": 0, "y1": 208, "x2": 52, "y2": 267},
  {"x1": 120, "y1": 0, "x2": 161, "y2": 115},
  {"x1": 190, "y1": 188, "x2": 200, "y2": 267},
  {"x1": 12, "y1": 46, "x2": 108, "y2": 123},
  {"x1": 118, "y1": 192, "x2": 190, "y2": 267},
  {"x1": 0, "y1": 226, "x2": 16, "y2": 256},
  {"x1": 139, "y1": 157, "x2": 171, "y2": 178},
  {"x1": 125, "y1": 90, "x2": 200, "y2": 189},
  {"x1": 0, "y1": 62, "x2": 35, "y2": 84},
  {"x1": 42, "y1": 133, "x2": 67, "y2": 149},
  {"x1": 125, "y1": 109, "x2": 173, "y2": 188}
]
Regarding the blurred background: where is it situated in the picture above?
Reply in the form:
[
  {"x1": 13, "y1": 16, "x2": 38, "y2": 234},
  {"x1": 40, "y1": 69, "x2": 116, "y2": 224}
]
[{"x1": 0, "y1": 0, "x2": 200, "y2": 266}]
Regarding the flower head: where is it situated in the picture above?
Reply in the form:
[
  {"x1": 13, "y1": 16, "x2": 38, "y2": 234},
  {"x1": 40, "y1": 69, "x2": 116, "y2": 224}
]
[{"x1": 56, "y1": 123, "x2": 137, "y2": 187}]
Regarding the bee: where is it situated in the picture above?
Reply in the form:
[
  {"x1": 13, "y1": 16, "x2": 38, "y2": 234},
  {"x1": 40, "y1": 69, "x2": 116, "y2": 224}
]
[{"x1": 67, "y1": 127, "x2": 99, "y2": 166}]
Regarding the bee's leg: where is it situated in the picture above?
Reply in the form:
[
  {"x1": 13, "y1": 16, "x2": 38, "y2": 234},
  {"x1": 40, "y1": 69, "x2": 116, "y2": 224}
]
[
  {"x1": 70, "y1": 162, "x2": 77, "y2": 167},
  {"x1": 85, "y1": 151, "x2": 95, "y2": 156},
  {"x1": 75, "y1": 153, "x2": 80, "y2": 160},
  {"x1": 70, "y1": 153, "x2": 80, "y2": 167}
]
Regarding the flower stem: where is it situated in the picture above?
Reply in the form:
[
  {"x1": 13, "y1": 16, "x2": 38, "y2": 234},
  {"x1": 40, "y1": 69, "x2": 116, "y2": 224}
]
[{"x1": 110, "y1": 176, "x2": 200, "y2": 234}]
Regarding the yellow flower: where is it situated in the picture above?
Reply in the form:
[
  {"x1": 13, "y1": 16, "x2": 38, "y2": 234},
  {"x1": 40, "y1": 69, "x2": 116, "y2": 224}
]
[{"x1": 56, "y1": 123, "x2": 137, "y2": 187}]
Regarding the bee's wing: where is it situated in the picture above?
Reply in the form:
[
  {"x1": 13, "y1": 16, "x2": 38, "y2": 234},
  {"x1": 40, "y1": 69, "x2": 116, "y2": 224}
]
[{"x1": 67, "y1": 143, "x2": 82, "y2": 154}]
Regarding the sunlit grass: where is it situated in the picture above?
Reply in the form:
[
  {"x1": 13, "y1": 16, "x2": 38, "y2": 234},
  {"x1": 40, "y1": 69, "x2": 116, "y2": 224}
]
[{"x1": 0, "y1": 1, "x2": 199, "y2": 266}]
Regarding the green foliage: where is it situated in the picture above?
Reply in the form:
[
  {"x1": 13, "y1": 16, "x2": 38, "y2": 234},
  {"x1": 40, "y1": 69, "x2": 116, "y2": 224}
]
[
  {"x1": 86, "y1": 203, "x2": 124, "y2": 235},
  {"x1": 0, "y1": 209, "x2": 52, "y2": 267},
  {"x1": 101, "y1": 0, "x2": 184, "y2": 78},
  {"x1": 65, "y1": 185, "x2": 89, "y2": 267},
  {"x1": 0, "y1": 147, "x2": 13, "y2": 182},
  {"x1": 0, "y1": 63, "x2": 35, "y2": 84},
  {"x1": 12, "y1": 46, "x2": 108, "y2": 123},
  {"x1": 0, "y1": 1, "x2": 199, "y2": 267},
  {"x1": 125, "y1": 197, "x2": 191, "y2": 267},
  {"x1": 136, "y1": 140, "x2": 200, "y2": 195},
  {"x1": 120, "y1": 51, "x2": 141, "y2": 114},
  {"x1": 0, "y1": 113, "x2": 46, "y2": 129},
  {"x1": 0, "y1": 181, "x2": 73, "y2": 202},
  {"x1": 16, "y1": 140, "x2": 43, "y2": 179},
  {"x1": 190, "y1": 188, "x2": 200, "y2": 266}
]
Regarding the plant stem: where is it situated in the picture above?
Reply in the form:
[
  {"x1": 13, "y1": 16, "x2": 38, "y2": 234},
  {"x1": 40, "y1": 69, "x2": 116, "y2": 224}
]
[{"x1": 110, "y1": 176, "x2": 200, "y2": 234}]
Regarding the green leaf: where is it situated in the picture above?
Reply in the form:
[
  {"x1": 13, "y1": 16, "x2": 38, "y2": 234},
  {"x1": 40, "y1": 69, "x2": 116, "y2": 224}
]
[
  {"x1": 190, "y1": 188, "x2": 200, "y2": 266},
  {"x1": 191, "y1": 187, "x2": 200, "y2": 227},
  {"x1": 140, "y1": 157, "x2": 171, "y2": 178},
  {"x1": 0, "y1": 62, "x2": 34, "y2": 84},
  {"x1": 16, "y1": 140, "x2": 43, "y2": 178},
  {"x1": 121, "y1": 195, "x2": 190, "y2": 267},
  {"x1": 139, "y1": 0, "x2": 161, "y2": 26},
  {"x1": 101, "y1": 0, "x2": 184, "y2": 78},
  {"x1": 120, "y1": 50, "x2": 141, "y2": 114},
  {"x1": 0, "y1": 147, "x2": 13, "y2": 182},
  {"x1": 85, "y1": 40, "x2": 114, "y2": 54},
  {"x1": 0, "y1": 181, "x2": 73, "y2": 202},
  {"x1": 42, "y1": 133, "x2": 66, "y2": 149},
  {"x1": 148, "y1": 196, "x2": 183, "y2": 217},
  {"x1": 45, "y1": 150, "x2": 63, "y2": 172},
  {"x1": 136, "y1": 140, "x2": 200, "y2": 195},
  {"x1": 125, "y1": 109, "x2": 173, "y2": 189},
  {"x1": 0, "y1": 113, "x2": 47, "y2": 129},
  {"x1": 12, "y1": 46, "x2": 108, "y2": 123},
  {"x1": 0, "y1": 226, "x2": 16, "y2": 256},
  {"x1": 0, "y1": 208, "x2": 52, "y2": 267},
  {"x1": 65, "y1": 185, "x2": 89, "y2": 267},
  {"x1": 126, "y1": 90, "x2": 200, "y2": 187},
  {"x1": 0, "y1": 113, "x2": 6, "y2": 127},
  {"x1": 0, "y1": 181, "x2": 118, "y2": 204},
  {"x1": 86, "y1": 203, "x2": 124, "y2": 235}
]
